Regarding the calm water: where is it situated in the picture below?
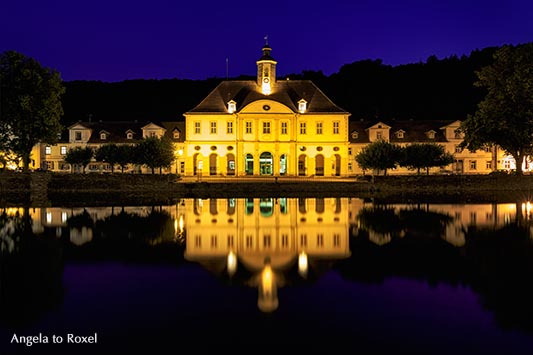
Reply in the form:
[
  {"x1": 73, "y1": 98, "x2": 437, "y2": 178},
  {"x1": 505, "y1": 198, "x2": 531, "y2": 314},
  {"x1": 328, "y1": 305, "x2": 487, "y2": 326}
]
[{"x1": 2, "y1": 198, "x2": 533, "y2": 354}]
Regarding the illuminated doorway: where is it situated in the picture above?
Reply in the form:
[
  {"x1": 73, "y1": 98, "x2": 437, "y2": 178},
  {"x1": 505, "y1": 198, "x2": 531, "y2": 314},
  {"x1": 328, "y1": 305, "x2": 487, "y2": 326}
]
[
  {"x1": 227, "y1": 153, "x2": 235, "y2": 176},
  {"x1": 260, "y1": 152, "x2": 273, "y2": 175},
  {"x1": 245, "y1": 154, "x2": 254, "y2": 175},
  {"x1": 279, "y1": 154, "x2": 287, "y2": 175}
]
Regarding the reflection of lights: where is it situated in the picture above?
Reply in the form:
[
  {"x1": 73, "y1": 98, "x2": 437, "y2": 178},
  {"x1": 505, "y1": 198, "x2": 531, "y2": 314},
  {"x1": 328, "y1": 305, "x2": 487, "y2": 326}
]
[
  {"x1": 227, "y1": 251, "x2": 237, "y2": 276},
  {"x1": 179, "y1": 215, "x2": 184, "y2": 232},
  {"x1": 298, "y1": 251, "x2": 308, "y2": 277},
  {"x1": 258, "y1": 264, "x2": 278, "y2": 313},
  {"x1": 61, "y1": 212, "x2": 68, "y2": 223}
]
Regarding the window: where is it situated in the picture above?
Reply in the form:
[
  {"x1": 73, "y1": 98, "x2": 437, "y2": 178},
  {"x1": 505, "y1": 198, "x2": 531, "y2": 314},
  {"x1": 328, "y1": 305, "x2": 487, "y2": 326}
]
[
  {"x1": 173, "y1": 130, "x2": 180, "y2": 139},
  {"x1": 333, "y1": 121, "x2": 340, "y2": 134},
  {"x1": 149, "y1": 132, "x2": 157, "y2": 138},
  {"x1": 486, "y1": 161, "x2": 492, "y2": 169},
  {"x1": 263, "y1": 121, "x2": 271, "y2": 134},
  {"x1": 211, "y1": 235, "x2": 217, "y2": 248},
  {"x1": 455, "y1": 145, "x2": 463, "y2": 153},
  {"x1": 281, "y1": 122, "x2": 288, "y2": 134},
  {"x1": 316, "y1": 122, "x2": 323, "y2": 134},
  {"x1": 333, "y1": 234, "x2": 340, "y2": 247},
  {"x1": 470, "y1": 160, "x2": 477, "y2": 170},
  {"x1": 227, "y1": 100, "x2": 236, "y2": 113},
  {"x1": 351, "y1": 131, "x2": 358, "y2": 139},
  {"x1": 60, "y1": 146, "x2": 67, "y2": 155},
  {"x1": 281, "y1": 234, "x2": 289, "y2": 248},
  {"x1": 195, "y1": 236, "x2": 201, "y2": 247},
  {"x1": 348, "y1": 162, "x2": 352, "y2": 171},
  {"x1": 376, "y1": 131, "x2": 382, "y2": 140},
  {"x1": 245, "y1": 121, "x2": 252, "y2": 134},
  {"x1": 246, "y1": 235, "x2": 253, "y2": 248},
  {"x1": 210, "y1": 121, "x2": 217, "y2": 134},
  {"x1": 45, "y1": 146, "x2": 51, "y2": 155},
  {"x1": 484, "y1": 146, "x2": 491, "y2": 153},
  {"x1": 263, "y1": 235, "x2": 271, "y2": 248},
  {"x1": 454, "y1": 129, "x2": 461, "y2": 139},
  {"x1": 127, "y1": 132, "x2": 133, "y2": 139},
  {"x1": 298, "y1": 99, "x2": 307, "y2": 113},
  {"x1": 317, "y1": 234, "x2": 324, "y2": 247},
  {"x1": 300, "y1": 234, "x2": 307, "y2": 247},
  {"x1": 227, "y1": 121, "x2": 233, "y2": 134},
  {"x1": 427, "y1": 131, "x2": 435, "y2": 139},
  {"x1": 348, "y1": 147, "x2": 352, "y2": 155},
  {"x1": 75, "y1": 131, "x2": 82, "y2": 141},
  {"x1": 180, "y1": 161, "x2": 185, "y2": 174},
  {"x1": 396, "y1": 130, "x2": 404, "y2": 139},
  {"x1": 300, "y1": 122, "x2": 306, "y2": 135},
  {"x1": 100, "y1": 132, "x2": 107, "y2": 140},
  {"x1": 194, "y1": 122, "x2": 201, "y2": 134}
]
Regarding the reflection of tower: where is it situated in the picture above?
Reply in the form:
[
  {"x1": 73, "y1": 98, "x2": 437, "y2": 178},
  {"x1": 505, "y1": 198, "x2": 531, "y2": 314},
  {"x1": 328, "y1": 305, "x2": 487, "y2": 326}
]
[
  {"x1": 183, "y1": 197, "x2": 351, "y2": 312},
  {"x1": 257, "y1": 257, "x2": 278, "y2": 312}
]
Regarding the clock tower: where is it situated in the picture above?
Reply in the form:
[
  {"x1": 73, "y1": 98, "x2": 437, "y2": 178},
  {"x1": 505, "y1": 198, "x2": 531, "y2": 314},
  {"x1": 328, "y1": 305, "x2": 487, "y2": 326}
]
[{"x1": 256, "y1": 37, "x2": 277, "y2": 95}]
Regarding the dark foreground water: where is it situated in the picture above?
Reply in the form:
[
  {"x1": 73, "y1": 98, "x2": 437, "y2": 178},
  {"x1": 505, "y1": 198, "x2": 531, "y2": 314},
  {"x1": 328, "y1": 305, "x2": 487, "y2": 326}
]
[{"x1": 2, "y1": 198, "x2": 533, "y2": 354}]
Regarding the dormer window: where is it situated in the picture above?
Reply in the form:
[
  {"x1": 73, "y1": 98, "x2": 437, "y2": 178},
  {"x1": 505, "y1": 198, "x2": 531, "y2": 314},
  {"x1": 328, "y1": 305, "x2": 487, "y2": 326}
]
[
  {"x1": 396, "y1": 130, "x2": 405, "y2": 139},
  {"x1": 100, "y1": 132, "x2": 107, "y2": 140},
  {"x1": 227, "y1": 100, "x2": 236, "y2": 114},
  {"x1": 427, "y1": 130, "x2": 436, "y2": 139},
  {"x1": 173, "y1": 129, "x2": 180, "y2": 139},
  {"x1": 454, "y1": 129, "x2": 462, "y2": 139},
  {"x1": 126, "y1": 131, "x2": 134, "y2": 140},
  {"x1": 298, "y1": 99, "x2": 307, "y2": 113},
  {"x1": 351, "y1": 131, "x2": 358, "y2": 139}
]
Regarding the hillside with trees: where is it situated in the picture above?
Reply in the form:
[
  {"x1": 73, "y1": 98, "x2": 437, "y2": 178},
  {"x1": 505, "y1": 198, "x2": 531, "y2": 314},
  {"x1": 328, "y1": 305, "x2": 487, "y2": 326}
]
[{"x1": 60, "y1": 46, "x2": 501, "y2": 125}]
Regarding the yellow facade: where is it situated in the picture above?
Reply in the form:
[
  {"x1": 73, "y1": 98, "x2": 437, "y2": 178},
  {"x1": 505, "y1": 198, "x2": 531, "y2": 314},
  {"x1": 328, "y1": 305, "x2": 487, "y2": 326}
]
[{"x1": 184, "y1": 44, "x2": 350, "y2": 177}]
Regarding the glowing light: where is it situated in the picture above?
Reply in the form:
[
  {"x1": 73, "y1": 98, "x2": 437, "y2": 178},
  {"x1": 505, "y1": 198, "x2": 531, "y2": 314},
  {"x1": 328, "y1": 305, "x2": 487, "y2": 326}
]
[
  {"x1": 298, "y1": 99, "x2": 307, "y2": 113},
  {"x1": 227, "y1": 251, "x2": 237, "y2": 276},
  {"x1": 261, "y1": 83, "x2": 271, "y2": 95},
  {"x1": 298, "y1": 251, "x2": 308, "y2": 277},
  {"x1": 179, "y1": 215, "x2": 184, "y2": 233},
  {"x1": 46, "y1": 212, "x2": 52, "y2": 224},
  {"x1": 258, "y1": 264, "x2": 278, "y2": 312},
  {"x1": 227, "y1": 100, "x2": 236, "y2": 113}
]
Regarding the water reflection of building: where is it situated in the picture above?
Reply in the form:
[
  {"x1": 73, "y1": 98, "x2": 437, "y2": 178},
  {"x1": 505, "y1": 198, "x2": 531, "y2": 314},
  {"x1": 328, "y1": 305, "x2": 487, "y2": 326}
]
[
  {"x1": 348, "y1": 200, "x2": 524, "y2": 247},
  {"x1": 184, "y1": 197, "x2": 351, "y2": 312}
]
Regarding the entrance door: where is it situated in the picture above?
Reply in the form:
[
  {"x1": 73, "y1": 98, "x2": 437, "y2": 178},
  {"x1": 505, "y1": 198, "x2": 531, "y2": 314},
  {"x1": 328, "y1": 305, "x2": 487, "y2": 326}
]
[
  {"x1": 227, "y1": 154, "x2": 235, "y2": 176},
  {"x1": 209, "y1": 154, "x2": 217, "y2": 176},
  {"x1": 245, "y1": 154, "x2": 254, "y2": 175},
  {"x1": 298, "y1": 155, "x2": 306, "y2": 176},
  {"x1": 260, "y1": 152, "x2": 273, "y2": 175},
  {"x1": 315, "y1": 155, "x2": 324, "y2": 176},
  {"x1": 279, "y1": 154, "x2": 287, "y2": 175}
]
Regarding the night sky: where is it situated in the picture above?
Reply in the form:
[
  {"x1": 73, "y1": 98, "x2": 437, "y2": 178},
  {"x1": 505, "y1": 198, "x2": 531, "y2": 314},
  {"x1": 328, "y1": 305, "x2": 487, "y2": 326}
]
[{"x1": 1, "y1": 0, "x2": 531, "y2": 82}]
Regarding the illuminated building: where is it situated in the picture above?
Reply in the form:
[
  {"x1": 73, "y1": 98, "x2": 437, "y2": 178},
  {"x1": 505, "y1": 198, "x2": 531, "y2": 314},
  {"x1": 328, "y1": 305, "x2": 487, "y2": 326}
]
[{"x1": 183, "y1": 42, "x2": 351, "y2": 177}]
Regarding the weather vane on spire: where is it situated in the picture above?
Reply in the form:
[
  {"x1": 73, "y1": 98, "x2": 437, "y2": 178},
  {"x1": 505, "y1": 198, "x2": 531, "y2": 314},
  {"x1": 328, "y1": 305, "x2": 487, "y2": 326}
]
[{"x1": 264, "y1": 35, "x2": 269, "y2": 45}]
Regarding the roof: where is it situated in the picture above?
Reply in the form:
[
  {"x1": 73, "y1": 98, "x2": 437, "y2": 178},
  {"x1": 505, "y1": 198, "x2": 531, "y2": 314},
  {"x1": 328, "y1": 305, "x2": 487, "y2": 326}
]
[
  {"x1": 186, "y1": 80, "x2": 348, "y2": 114},
  {"x1": 349, "y1": 119, "x2": 458, "y2": 143},
  {"x1": 67, "y1": 120, "x2": 185, "y2": 143}
]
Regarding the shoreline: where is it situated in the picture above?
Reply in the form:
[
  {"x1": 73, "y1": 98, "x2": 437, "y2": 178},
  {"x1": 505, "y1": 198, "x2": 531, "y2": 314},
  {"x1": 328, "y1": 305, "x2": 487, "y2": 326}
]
[{"x1": 2, "y1": 172, "x2": 533, "y2": 206}]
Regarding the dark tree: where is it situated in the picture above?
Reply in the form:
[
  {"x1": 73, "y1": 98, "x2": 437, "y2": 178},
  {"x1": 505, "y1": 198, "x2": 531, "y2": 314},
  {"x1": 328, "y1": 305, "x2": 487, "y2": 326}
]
[
  {"x1": 460, "y1": 43, "x2": 533, "y2": 175},
  {"x1": 355, "y1": 140, "x2": 403, "y2": 176},
  {"x1": 0, "y1": 51, "x2": 65, "y2": 171},
  {"x1": 134, "y1": 137, "x2": 174, "y2": 174},
  {"x1": 64, "y1": 147, "x2": 93, "y2": 173},
  {"x1": 401, "y1": 143, "x2": 455, "y2": 175},
  {"x1": 95, "y1": 144, "x2": 120, "y2": 173}
]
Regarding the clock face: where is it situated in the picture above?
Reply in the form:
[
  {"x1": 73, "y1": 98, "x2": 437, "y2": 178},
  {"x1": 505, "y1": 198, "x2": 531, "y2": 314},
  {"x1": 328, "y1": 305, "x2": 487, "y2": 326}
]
[{"x1": 263, "y1": 78, "x2": 270, "y2": 83}]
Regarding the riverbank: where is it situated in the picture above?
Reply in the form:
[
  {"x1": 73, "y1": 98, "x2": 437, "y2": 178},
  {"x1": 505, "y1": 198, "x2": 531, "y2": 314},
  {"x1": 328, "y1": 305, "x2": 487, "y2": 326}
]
[{"x1": 1, "y1": 172, "x2": 533, "y2": 206}]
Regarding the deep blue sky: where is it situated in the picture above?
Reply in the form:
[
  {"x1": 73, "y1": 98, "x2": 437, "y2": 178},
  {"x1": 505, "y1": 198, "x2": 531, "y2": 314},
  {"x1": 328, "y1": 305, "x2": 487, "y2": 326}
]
[{"x1": 1, "y1": 0, "x2": 531, "y2": 82}]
